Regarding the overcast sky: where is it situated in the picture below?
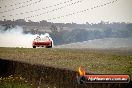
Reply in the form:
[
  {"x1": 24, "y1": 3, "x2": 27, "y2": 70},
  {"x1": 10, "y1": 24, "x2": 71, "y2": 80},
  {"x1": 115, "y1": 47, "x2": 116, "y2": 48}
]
[{"x1": 0, "y1": 0, "x2": 132, "y2": 23}]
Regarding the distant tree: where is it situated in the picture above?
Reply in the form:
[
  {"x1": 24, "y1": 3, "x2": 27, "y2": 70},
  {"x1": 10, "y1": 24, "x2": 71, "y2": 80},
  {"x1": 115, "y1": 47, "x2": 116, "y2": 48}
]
[
  {"x1": 4, "y1": 19, "x2": 6, "y2": 21},
  {"x1": 127, "y1": 23, "x2": 132, "y2": 37},
  {"x1": 127, "y1": 24, "x2": 132, "y2": 31},
  {"x1": 28, "y1": 20, "x2": 33, "y2": 22},
  {"x1": 50, "y1": 25, "x2": 58, "y2": 33}
]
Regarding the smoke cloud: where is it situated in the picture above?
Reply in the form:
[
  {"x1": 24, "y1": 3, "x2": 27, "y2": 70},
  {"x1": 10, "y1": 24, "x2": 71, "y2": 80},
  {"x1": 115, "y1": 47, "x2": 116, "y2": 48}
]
[{"x1": 0, "y1": 26, "x2": 53, "y2": 48}]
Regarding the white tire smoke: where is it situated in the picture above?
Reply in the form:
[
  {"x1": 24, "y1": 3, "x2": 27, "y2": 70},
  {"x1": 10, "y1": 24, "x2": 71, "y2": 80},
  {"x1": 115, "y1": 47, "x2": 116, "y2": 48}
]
[{"x1": 0, "y1": 26, "x2": 53, "y2": 48}]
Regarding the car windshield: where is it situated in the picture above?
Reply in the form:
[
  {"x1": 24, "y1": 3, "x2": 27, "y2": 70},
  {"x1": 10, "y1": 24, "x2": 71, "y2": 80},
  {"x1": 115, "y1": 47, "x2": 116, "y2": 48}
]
[{"x1": 35, "y1": 36, "x2": 49, "y2": 41}]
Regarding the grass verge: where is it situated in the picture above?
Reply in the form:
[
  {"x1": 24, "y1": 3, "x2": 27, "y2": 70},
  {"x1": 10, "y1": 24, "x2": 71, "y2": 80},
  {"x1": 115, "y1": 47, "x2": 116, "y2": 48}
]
[{"x1": 0, "y1": 47, "x2": 132, "y2": 76}]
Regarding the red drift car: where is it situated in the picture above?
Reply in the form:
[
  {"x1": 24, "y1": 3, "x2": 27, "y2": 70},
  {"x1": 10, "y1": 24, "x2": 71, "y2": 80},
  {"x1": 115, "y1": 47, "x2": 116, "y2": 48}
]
[{"x1": 32, "y1": 36, "x2": 52, "y2": 48}]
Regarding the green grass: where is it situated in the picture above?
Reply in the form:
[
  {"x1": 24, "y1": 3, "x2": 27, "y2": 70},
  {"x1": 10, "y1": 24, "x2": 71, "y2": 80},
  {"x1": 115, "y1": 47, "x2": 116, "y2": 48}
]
[
  {"x1": 0, "y1": 82, "x2": 31, "y2": 88},
  {"x1": 0, "y1": 47, "x2": 132, "y2": 76},
  {"x1": 0, "y1": 76, "x2": 32, "y2": 88}
]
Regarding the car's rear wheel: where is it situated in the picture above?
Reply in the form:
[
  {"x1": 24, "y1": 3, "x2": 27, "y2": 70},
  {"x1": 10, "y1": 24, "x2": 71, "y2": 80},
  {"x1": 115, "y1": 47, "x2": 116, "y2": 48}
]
[
  {"x1": 47, "y1": 42, "x2": 52, "y2": 48},
  {"x1": 33, "y1": 46, "x2": 36, "y2": 48}
]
